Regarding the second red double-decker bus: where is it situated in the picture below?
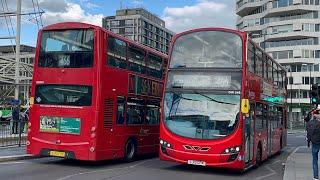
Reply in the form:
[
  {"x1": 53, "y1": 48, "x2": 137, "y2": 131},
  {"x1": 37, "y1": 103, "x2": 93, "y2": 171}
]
[
  {"x1": 160, "y1": 28, "x2": 287, "y2": 171},
  {"x1": 27, "y1": 22, "x2": 168, "y2": 161}
]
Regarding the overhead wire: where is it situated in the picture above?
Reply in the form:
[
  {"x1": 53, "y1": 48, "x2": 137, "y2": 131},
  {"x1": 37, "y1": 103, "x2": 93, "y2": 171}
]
[
  {"x1": 31, "y1": 0, "x2": 39, "y2": 29},
  {"x1": 35, "y1": 0, "x2": 43, "y2": 27}
]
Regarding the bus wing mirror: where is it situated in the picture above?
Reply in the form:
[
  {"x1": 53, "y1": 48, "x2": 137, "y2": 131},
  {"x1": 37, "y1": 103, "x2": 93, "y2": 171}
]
[{"x1": 241, "y1": 99, "x2": 250, "y2": 114}]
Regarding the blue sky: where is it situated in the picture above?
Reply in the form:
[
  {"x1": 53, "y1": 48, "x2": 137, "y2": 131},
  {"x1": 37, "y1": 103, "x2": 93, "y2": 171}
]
[{"x1": 0, "y1": 0, "x2": 236, "y2": 47}]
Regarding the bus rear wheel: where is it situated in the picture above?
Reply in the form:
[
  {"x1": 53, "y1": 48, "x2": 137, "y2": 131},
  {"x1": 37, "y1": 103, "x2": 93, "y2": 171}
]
[
  {"x1": 124, "y1": 139, "x2": 136, "y2": 162},
  {"x1": 256, "y1": 145, "x2": 262, "y2": 167}
]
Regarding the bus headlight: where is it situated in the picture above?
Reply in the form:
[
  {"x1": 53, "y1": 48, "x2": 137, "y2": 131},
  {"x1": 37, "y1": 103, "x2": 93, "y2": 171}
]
[
  {"x1": 160, "y1": 139, "x2": 172, "y2": 149},
  {"x1": 160, "y1": 140, "x2": 164, "y2": 145},
  {"x1": 223, "y1": 146, "x2": 241, "y2": 154}
]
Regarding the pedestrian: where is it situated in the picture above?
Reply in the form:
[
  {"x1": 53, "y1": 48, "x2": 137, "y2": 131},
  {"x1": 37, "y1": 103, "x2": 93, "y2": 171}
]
[
  {"x1": 305, "y1": 109, "x2": 314, "y2": 123},
  {"x1": 306, "y1": 108, "x2": 320, "y2": 180},
  {"x1": 11, "y1": 105, "x2": 20, "y2": 134}
]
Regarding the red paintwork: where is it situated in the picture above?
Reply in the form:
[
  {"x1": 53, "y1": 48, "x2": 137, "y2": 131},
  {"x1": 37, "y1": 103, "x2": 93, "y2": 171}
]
[
  {"x1": 27, "y1": 22, "x2": 168, "y2": 161},
  {"x1": 159, "y1": 28, "x2": 288, "y2": 170}
]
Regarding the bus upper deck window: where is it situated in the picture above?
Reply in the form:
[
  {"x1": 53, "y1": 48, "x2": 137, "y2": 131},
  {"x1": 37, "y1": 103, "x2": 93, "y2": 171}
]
[{"x1": 39, "y1": 29, "x2": 94, "y2": 68}]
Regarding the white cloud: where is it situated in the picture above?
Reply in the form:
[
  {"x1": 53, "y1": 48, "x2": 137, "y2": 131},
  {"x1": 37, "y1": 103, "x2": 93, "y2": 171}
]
[
  {"x1": 131, "y1": 0, "x2": 144, "y2": 6},
  {"x1": 41, "y1": 1, "x2": 104, "y2": 26},
  {"x1": 162, "y1": 0, "x2": 236, "y2": 33},
  {"x1": 1, "y1": 0, "x2": 104, "y2": 27}
]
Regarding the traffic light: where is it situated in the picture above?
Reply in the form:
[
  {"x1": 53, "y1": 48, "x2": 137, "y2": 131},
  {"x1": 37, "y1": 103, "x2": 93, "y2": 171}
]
[{"x1": 310, "y1": 84, "x2": 319, "y2": 104}]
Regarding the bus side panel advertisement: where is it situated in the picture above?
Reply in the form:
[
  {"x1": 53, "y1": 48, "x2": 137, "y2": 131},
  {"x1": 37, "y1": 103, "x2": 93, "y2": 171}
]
[{"x1": 40, "y1": 116, "x2": 81, "y2": 135}]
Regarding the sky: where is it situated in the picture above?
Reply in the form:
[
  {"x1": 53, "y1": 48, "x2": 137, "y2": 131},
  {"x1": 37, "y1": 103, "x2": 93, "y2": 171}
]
[{"x1": 0, "y1": 0, "x2": 236, "y2": 47}]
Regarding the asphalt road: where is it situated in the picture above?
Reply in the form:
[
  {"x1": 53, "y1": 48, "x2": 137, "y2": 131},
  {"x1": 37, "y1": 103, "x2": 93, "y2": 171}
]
[{"x1": 0, "y1": 132, "x2": 306, "y2": 180}]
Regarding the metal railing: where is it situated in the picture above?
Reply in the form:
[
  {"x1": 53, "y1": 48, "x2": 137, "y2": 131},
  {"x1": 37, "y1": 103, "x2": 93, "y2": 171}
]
[{"x1": 0, "y1": 120, "x2": 27, "y2": 147}]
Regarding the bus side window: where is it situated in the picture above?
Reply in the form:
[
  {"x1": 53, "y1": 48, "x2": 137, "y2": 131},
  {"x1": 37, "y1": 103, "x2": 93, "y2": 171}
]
[
  {"x1": 268, "y1": 58, "x2": 273, "y2": 82},
  {"x1": 255, "y1": 103, "x2": 263, "y2": 131},
  {"x1": 107, "y1": 36, "x2": 127, "y2": 69},
  {"x1": 278, "y1": 107, "x2": 284, "y2": 127},
  {"x1": 147, "y1": 54, "x2": 163, "y2": 79},
  {"x1": 262, "y1": 104, "x2": 268, "y2": 129},
  {"x1": 247, "y1": 42, "x2": 255, "y2": 73},
  {"x1": 146, "y1": 100, "x2": 160, "y2": 125},
  {"x1": 126, "y1": 97, "x2": 145, "y2": 125},
  {"x1": 263, "y1": 54, "x2": 267, "y2": 79},
  {"x1": 256, "y1": 49, "x2": 263, "y2": 77},
  {"x1": 116, "y1": 96, "x2": 126, "y2": 124},
  {"x1": 273, "y1": 63, "x2": 278, "y2": 86},
  {"x1": 128, "y1": 46, "x2": 146, "y2": 74}
]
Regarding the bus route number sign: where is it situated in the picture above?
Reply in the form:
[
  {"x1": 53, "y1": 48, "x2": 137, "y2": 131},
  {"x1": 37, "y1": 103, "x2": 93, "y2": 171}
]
[{"x1": 129, "y1": 75, "x2": 163, "y2": 97}]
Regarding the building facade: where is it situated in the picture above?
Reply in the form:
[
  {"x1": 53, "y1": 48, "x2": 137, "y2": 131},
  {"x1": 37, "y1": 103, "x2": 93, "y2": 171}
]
[
  {"x1": 0, "y1": 45, "x2": 35, "y2": 106},
  {"x1": 102, "y1": 8, "x2": 174, "y2": 54},
  {"x1": 236, "y1": 0, "x2": 320, "y2": 128}
]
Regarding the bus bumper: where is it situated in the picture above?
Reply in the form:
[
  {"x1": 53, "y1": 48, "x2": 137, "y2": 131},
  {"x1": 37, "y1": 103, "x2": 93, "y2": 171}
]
[
  {"x1": 27, "y1": 137, "x2": 94, "y2": 161},
  {"x1": 159, "y1": 146, "x2": 245, "y2": 170}
]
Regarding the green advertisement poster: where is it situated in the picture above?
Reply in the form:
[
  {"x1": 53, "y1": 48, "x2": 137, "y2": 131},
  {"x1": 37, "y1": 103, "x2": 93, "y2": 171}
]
[
  {"x1": 40, "y1": 116, "x2": 81, "y2": 135},
  {"x1": 60, "y1": 118, "x2": 81, "y2": 134}
]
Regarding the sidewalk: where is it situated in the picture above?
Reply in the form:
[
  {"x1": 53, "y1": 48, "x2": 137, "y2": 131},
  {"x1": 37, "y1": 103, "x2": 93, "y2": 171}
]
[
  {"x1": 283, "y1": 146, "x2": 313, "y2": 180},
  {"x1": 0, "y1": 146, "x2": 38, "y2": 162}
]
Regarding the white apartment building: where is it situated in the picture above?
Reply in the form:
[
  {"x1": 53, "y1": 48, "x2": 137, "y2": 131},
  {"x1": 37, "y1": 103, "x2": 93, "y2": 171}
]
[{"x1": 236, "y1": 0, "x2": 320, "y2": 127}]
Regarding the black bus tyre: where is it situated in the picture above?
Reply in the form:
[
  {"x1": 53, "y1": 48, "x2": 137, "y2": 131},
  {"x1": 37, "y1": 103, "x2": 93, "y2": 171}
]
[
  {"x1": 124, "y1": 139, "x2": 136, "y2": 162},
  {"x1": 278, "y1": 137, "x2": 283, "y2": 155},
  {"x1": 256, "y1": 144, "x2": 262, "y2": 167}
]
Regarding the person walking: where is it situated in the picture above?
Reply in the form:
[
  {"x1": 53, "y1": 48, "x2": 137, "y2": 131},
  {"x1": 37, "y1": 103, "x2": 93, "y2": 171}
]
[
  {"x1": 11, "y1": 105, "x2": 20, "y2": 134},
  {"x1": 307, "y1": 108, "x2": 320, "y2": 180}
]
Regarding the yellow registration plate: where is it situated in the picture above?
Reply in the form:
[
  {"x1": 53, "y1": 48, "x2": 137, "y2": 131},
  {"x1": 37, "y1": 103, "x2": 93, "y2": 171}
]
[{"x1": 49, "y1": 151, "x2": 66, "y2": 157}]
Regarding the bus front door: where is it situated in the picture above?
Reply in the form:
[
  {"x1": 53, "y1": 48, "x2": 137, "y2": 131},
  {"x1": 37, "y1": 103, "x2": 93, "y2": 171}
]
[{"x1": 244, "y1": 103, "x2": 254, "y2": 163}]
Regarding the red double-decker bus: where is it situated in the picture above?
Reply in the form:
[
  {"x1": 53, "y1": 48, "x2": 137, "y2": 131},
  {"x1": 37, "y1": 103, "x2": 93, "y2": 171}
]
[
  {"x1": 27, "y1": 22, "x2": 168, "y2": 161},
  {"x1": 160, "y1": 28, "x2": 287, "y2": 171}
]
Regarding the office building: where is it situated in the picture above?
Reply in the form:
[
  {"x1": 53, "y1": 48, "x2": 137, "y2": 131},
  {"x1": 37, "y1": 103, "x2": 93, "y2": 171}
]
[{"x1": 102, "y1": 8, "x2": 174, "y2": 54}]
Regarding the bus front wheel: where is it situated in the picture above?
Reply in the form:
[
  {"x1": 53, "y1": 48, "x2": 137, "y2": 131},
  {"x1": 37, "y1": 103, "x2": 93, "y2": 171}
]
[{"x1": 124, "y1": 139, "x2": 136, "y2": 162}]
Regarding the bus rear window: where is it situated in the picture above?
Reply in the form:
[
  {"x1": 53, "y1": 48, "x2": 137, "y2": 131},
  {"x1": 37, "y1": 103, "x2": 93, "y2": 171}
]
[
  {"x1": 35, "y1": 85, "x2": 92, "y2": 106},
  {"x1": 39, "y1": 29, "x2": 94, "y2": 68}
]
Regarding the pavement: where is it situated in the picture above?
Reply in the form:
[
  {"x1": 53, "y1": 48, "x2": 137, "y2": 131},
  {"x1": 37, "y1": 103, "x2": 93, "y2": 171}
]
[
  {"x1": 283, "y1": 145, "x2": 314, "y2": 180},
  {"x1": 0, "y1": 146, "x2": 37, "y2": 162}
]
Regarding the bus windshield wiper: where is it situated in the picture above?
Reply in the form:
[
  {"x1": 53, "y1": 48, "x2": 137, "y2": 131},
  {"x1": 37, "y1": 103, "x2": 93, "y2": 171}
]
[
  {"x1": 193, "y1": 91, "x2": 236, "y2": 105},
  {"x1": 172, "y1": 91, "x2": 199, "y2": 102}
]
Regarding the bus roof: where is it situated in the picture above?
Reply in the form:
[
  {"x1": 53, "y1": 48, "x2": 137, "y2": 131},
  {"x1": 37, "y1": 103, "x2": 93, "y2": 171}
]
[{"x1": 41, "y1": 22, "x2": 168, "y2": 58}]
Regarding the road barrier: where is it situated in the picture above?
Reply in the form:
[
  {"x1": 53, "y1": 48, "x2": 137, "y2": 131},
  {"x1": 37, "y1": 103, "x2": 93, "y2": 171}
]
[{"x1": 0, "y1": 120, "x2": 27, "y2": 147}]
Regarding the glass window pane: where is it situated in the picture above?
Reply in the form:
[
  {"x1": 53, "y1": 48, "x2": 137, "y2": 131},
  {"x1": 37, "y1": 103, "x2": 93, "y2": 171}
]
[
  {"x1": 248, "y1": 42, "x2": 255, "y2": 73},
  {"x1": 170, "y1": 31, "x2": 242, "y2": 68},
  {"x1": 117, "y1": 96, "x2": 125, "y2": 124},
  {"x1": 35, "y1": 85, "x2": 92, "y2": 106},
  {"x1": 39, "y1": 29, "x2": 94, "y2": 68},
  {"x1": 147, "y1": 54, "x2": 163, "y2": 79},
  {"x1": 127, "y1": 97, "x2": 145, "y2": 124},
  {"x1": 146, "y1": 100, "x2": 160, "y2": 125},
  {"x1": 128, "y1": 46, "x2": 146, "y2": 74}
]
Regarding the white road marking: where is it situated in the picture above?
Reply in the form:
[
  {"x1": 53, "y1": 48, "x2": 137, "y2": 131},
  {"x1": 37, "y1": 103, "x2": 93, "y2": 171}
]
[
  {"x1": 255, "y1": 165, "x2": 277, "y2": 180},
  {"x1": 0, "y1": 161, "x2": 25, "y2": 165},
  {"x1": 56, "y1": 159, "x2": 153, "y2": 180}
]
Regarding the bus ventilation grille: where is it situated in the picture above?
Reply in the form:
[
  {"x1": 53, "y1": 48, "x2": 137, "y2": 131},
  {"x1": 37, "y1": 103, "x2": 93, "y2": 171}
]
[{"x1": 104, "y1": 98, "x2": 113, "y2": 128}]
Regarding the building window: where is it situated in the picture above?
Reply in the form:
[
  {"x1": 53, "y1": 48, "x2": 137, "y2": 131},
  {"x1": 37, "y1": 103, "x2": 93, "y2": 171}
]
[{"x1": 111, "y1": 21, "x2": 120, "y2": 27}]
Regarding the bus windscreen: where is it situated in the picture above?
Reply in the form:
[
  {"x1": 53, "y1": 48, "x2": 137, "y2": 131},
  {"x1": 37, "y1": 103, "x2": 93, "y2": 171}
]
[
  {"x1": 39, "y1": 29, "x2": 94, "y2": 68},
  {"x1": 164, "y1": 91, "x2": 240, "y2": 140}
]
